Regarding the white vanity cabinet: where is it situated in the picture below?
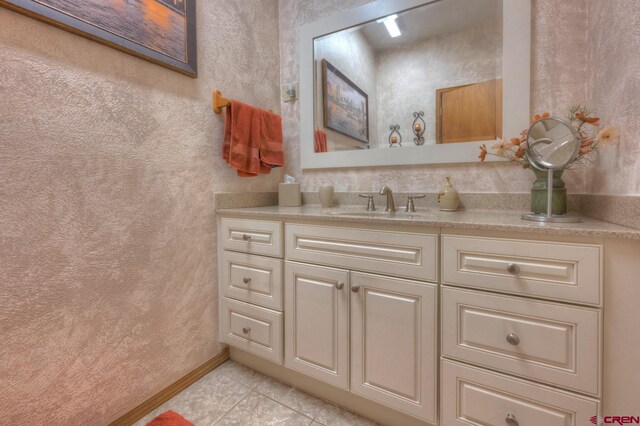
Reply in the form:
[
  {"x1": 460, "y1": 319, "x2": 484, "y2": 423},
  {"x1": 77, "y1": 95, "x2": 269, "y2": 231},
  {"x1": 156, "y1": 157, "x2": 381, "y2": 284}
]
[
  {"x1": 218, "y1": 214, "x2": 609, "y2": 425},
  {"x1": 440, "y1": 234, "x2": 603, "y2": 425},
  {"x1": 218, "y1": 218, "x2": 284, "y2": 363},
  {"x1": 220, "y1": 217, "x2": 439, "y2": 424},
  {"x1": 284, "y1": 223, "x2": 439, "y2": 424}
]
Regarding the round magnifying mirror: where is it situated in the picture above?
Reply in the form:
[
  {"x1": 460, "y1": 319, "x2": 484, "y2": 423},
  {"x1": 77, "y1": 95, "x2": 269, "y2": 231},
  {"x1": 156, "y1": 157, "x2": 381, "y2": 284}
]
[
  {"x1": 526, "y1": 117, "x2": 580, "y2": 170},
  {"x1": 522, "y1": 117, "x2": 582, "y2": 223}
]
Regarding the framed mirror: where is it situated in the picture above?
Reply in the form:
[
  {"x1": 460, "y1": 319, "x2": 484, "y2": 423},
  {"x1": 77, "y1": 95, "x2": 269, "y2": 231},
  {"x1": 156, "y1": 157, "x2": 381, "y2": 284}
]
[{"x1": 299, "y1": 0, "x2": 531, "y2": 169}]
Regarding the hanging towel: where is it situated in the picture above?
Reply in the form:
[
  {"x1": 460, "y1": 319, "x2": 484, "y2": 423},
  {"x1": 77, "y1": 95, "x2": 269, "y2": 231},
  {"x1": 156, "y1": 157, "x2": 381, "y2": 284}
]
[
  {"x1": 222, "y1": 100, "x2": 284, "y2": 176},
  {"x1": 223, "y1": 100, "x2": 270, "y2": 176},
  {"x1": 259, "y1": 109, "x2": 284, "y2": 168},
  {"x1": 314, "y1": 128, "x2": 328, "y2": 153}
]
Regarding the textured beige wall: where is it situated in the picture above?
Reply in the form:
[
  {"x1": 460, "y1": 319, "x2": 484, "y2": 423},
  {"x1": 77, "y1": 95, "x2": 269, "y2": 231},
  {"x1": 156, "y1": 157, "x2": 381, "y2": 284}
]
[
  {"x1": 0, "y1": 0, "x2": 282, "y2": 424},
  {"x1": 586, "y1": 0, "x2": 640, "y2": 195},
  {"x1": 279, "y1": 0, "x2": 588, "y2": 193}
]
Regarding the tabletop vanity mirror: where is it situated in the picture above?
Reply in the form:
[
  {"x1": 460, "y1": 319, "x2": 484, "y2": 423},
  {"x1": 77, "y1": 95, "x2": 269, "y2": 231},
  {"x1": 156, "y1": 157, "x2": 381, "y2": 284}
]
[
  {"x1": 299, "y1": 0, "x2": 531, "y2": 169},
  {"x1": 522, "y1": 117, "x2": 582, "y2": 223}
]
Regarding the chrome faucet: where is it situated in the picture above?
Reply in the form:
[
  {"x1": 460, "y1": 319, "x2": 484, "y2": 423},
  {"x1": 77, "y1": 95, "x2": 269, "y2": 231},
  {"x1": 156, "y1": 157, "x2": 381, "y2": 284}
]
[{"x1": 379, "y1": 185, "x2": 396, "y2": 212}]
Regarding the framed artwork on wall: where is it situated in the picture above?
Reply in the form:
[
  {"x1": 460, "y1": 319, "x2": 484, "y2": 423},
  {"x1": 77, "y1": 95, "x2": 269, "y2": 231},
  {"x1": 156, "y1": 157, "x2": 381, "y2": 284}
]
[
  {"x1": 0, "y1": 0, "x2": 198, "y2": 77},
  {"x1": 322, "y1": 59, "x2": 369, "y2": 143}
]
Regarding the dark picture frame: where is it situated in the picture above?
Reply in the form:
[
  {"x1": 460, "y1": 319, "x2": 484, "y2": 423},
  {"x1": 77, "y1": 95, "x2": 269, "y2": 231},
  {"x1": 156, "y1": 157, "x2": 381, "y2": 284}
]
[
  {"x1": 322, "y1": 59, "x2": 369, "y2": 143},
  {"x1": 0, "y1": 0, "x2": 198, "y2": 77}
]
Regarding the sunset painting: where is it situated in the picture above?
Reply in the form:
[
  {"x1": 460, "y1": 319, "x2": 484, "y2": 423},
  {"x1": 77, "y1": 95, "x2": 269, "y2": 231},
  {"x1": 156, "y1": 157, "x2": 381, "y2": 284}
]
[{"x1": 0, "y1": 0, "x2": 197, "y2": 76}]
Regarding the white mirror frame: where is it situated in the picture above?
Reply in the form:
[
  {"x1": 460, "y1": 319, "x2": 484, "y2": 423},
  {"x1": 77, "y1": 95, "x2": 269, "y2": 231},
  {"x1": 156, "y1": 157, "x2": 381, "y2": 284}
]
[{"x1": 299, "y1": 0, "x2": 531, "y2": 169}]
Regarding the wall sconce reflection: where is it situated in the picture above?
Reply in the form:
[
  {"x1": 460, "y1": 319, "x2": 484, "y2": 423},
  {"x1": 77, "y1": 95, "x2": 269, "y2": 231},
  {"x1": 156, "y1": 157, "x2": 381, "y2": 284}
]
[
  {"x1": 388, "y1": 124, "x2": 402, "y2": 147},
  {"x1": 412, "y1": 111, "x2": 425, "y2": 145}
]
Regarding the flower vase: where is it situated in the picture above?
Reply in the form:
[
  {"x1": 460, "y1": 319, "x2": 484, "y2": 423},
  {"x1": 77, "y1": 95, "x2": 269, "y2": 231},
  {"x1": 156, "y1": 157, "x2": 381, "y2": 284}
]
[{"x1": 530, "y1": 169, "x2": 567, "y2": 215}]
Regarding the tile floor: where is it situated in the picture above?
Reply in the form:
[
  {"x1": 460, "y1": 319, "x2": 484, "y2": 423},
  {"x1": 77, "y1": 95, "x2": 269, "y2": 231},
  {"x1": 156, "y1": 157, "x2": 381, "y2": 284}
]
[{"x1": 135, "y1": 360, "x2": 379, "y2": 426}]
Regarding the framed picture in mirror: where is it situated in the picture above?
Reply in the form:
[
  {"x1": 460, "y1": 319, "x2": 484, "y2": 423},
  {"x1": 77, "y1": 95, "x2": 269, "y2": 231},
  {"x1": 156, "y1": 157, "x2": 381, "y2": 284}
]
[{"x1": 322, "y1": 59, "x2": 369, "y2": 144}]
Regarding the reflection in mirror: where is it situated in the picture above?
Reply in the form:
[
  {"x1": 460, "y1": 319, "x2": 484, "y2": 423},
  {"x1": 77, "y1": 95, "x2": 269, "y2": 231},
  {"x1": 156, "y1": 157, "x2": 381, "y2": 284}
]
[
  {"x1": 313, "y1": 0, "x2": 503, "y2": 153},
  {"x1": 526, "y1": 118, "x2": 580, "y2": 170}
]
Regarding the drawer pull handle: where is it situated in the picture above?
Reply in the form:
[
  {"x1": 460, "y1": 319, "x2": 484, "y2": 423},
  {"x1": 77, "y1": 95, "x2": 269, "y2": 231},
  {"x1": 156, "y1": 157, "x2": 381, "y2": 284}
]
[
  {"x1": 243, "y1": 277, "x2": 252, "y2": 284},
  {"x1": 351, "y1": 284, "x2": 360, "y2": 293},
  {"x1": 506, "y1": 333, "x2": 520, "y2": 346},
  {"x1": 507, "y1": 263, "x2": 520, "y2": 274},
  {"x1": 242, "y1": 234, "x2": 252, "y2": 241},
  {"x1": 336, "y1": 281, "x2": 345, "y2": 290},
  {"x1": 242, "y1": 327, "x2": 251, "y2": 334},
  {"x1": 505, "y1": 413, "x2": 519, "y2": 426}
]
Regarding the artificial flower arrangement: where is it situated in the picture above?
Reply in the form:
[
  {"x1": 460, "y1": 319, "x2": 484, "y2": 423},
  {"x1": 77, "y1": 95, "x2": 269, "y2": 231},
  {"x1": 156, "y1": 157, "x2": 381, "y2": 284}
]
[{"x1": 479, "y1": 105, "x2": 619, "y2": 168}]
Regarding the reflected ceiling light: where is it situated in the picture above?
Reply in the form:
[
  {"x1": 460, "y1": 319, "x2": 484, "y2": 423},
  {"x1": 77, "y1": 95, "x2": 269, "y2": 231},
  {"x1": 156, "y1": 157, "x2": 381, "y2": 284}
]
[{"x1": 376, "y1": 14, "x2": 401, "y2": 38}]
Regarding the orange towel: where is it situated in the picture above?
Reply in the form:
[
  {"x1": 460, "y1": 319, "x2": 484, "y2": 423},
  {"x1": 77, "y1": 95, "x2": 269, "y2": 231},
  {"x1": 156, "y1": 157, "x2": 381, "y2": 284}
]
[
  {"x1": 146, "y1": 410, "x2": 193, "y2": 426},
  {"x1": 222, "y1": 100, "x2": 283, "y2": 176},
  {"x1": 314, "y1": 128, "x2": 327, "y2": 153},
  {"x1": 224, "y1": 100, "x2": 266, "y2": 176},
  {"x1": 259, "y1": 109, "x2": 284, "y2": 167}
]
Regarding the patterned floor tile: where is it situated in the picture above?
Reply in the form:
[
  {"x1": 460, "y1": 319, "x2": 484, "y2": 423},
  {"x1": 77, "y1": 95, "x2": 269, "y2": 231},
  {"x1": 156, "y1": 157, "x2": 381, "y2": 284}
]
[
  {"x1": 215, "y1": 391, "x2": 313, "y2": 426},
  {"x1": 254, "y1": 375, "x2": 325, "y2": 418}
]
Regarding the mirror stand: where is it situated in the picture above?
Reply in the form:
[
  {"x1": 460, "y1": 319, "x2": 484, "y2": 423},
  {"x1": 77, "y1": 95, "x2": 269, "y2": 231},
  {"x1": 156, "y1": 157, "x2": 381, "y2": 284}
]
[{"x1": 521, "y1": 169, "x2": 581, "y2": 223}]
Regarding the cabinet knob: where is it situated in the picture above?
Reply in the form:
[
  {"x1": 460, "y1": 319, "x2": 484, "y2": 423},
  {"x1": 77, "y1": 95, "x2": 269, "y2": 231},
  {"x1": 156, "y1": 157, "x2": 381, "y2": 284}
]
[
  {"x1": 242, "y1": 234, "x2": 252, "y2": 241},
  {"x1": 351, "y1": 284, "x2": 360, "y2": 293},
  {"x1": 242, "y1": 327, "x2": 251, "y2": 334},
  {"x1": 243, "y1": 277, "x2": 252, "y2": 284},
  {"x1": 507, "y1": 263, "x2": 520, "y2": 274},
  {"x1": 336, "y1": 281, "x2": 345, "y2": 290},
  {"x1": 505, "y1": 413, "x2": 519, "y2": 426},
  {"x1": 506, "y1": 333, "x2": 520, "y2": 346}
]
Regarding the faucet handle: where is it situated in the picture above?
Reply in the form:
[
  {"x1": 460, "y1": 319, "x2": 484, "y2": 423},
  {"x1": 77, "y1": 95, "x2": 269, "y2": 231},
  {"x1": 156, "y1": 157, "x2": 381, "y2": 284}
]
[
  {"x1": 406, "y1": 194, "x2": 426, "y2": 212},
  {"x1": 359, "y1": 194, "x2": 376, "y2": 211}
]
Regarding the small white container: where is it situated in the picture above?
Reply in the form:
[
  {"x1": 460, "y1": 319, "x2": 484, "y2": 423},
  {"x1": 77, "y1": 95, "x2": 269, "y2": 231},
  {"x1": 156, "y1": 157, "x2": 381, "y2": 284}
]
[
  {"x1": 319, "y1": 185, "x2": 334, "y2": 208},
  {"x1": 279, "y1": 183, "x2": 301, "y2": 207},
  {"x1": 438, "y1": 177, "x2": 460, "y2": 211}
]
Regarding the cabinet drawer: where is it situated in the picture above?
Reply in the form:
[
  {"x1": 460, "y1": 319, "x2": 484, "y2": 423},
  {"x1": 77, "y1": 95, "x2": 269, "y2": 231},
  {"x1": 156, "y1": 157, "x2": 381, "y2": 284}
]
[
  {"x1": 286, "y1": 224, "x2": 437, "y2": 282},
  {"x1": 220, "y1": 218, "x2": 282, "y2": 257},
  {"x1": 441, "y1": 360, "x2": 599, "y2": 426},
  {"x1": 220, "y1": 297, "x2": 283, "y2": 364},
  {"x1": 442, "y1": 287, "x2": 601, "y2": 395},
  {"x1": 221, "y1": 251, "x2": 283, "y2": 310},
  {"x1": 442, "y1": 235, "x2": 602, "y2": 305}
]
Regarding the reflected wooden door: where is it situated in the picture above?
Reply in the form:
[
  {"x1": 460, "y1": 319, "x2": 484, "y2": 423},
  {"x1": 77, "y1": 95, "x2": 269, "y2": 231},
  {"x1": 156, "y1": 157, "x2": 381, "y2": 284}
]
[{"x1": 437, "y1": 79, "x2": 502, "y2": 144}]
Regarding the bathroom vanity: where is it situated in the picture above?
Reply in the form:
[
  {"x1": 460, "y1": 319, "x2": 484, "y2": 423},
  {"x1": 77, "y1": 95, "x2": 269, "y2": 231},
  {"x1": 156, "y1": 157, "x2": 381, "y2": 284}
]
[
  {"x1": 216, "y1": 205, "x2": 640, "y2": 425},
  {"x1": 212, "y1": 0, "x2": 640, "y2": 423}
]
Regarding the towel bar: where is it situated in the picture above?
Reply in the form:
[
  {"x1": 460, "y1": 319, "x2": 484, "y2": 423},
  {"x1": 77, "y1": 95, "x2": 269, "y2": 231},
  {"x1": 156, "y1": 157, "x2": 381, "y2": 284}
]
[{"x1": 212, "y1": 89, "x2": 274, "y2": 115}]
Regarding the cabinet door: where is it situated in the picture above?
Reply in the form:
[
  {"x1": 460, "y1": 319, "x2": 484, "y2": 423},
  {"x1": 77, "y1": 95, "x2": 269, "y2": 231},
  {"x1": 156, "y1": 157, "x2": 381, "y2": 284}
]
[
  {"x1": 284, "y1": 262, "x2": 350, "y2": 388},
  {"x1": 350, "y1": 272, "x2": 437, "y2": 423}
]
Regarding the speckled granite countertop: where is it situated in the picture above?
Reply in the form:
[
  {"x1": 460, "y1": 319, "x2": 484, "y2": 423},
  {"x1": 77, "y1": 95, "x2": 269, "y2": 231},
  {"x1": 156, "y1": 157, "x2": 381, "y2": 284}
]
[{"x1": 216, "y1": 205, "x2": 640, "y2": 240}]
